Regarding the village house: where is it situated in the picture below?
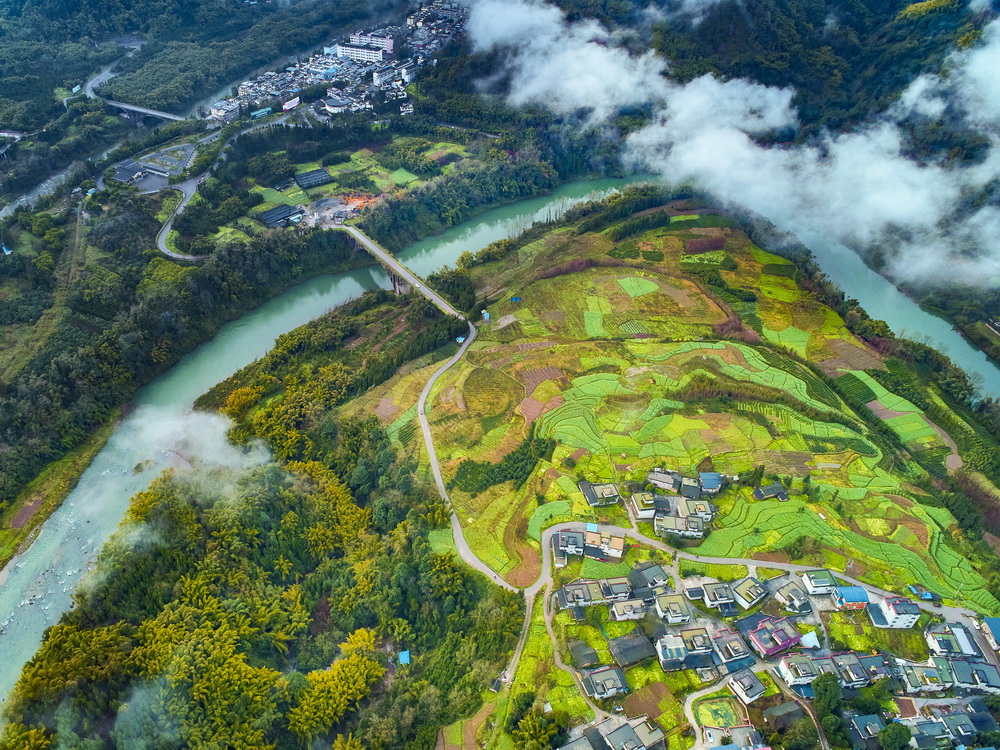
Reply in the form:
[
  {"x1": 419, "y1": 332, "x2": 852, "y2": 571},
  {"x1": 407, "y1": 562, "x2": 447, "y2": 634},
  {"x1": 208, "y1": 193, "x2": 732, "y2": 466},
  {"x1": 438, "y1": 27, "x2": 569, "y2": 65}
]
[
  {"x1": 980, "y1": 617, "x2": 1000, "y2": 653},
  {"x1": 558, "y1": 715, "x2": 666, "y2": 750},
  {"x1": 585, "y1": 529, "x2": 626, "y2": 559},
  {"x1": 763, "y1": 703, "x2": 805, "y2": 732},
  {"x1": 581, "y1": 667, "x2": 629, "y2": 700},
  {"x1": 713, "y1": 629, "x2": 752, "y2": 666},
  {"x1": 851, "y1": 714, "x2": 886, "y2": 745},
  {"x1": 699, "y1": 472, "x2": 725, "y2": 495},
  {"x1": 927, "y1": 623, "x2": 980, "y2": 658},
  {"x1": 629, "y1": 491, "x2": 672, "y2": 520},
  {"x1": 729, "y1": 669, "x2": 767, "y2": 704},
  {"x1": 778, "y1": 654, "x2": 819, "y2": 686},
  {"x1": 832, "y1": 652, "x2": 869, "y2": 688},
  {"x1": 801, "y1": 569, "x2": 838, "y2": 596},
  {"x1": 900, "y1": 660, "x2": 952, "y2": 693},
  {"x1": 628, "y1": 563, "x2": 671, "y2": 602},
  {"x1": 654, "y1": 513, "x2": 705, "y2": 539},
  {"x1": 773, "y1": 579, "x2": 812, "y2": 614},
  {"x1": 732, "y1": 577, "x2": 768, "y2": 610},
  {"x1": 579, "y1": 480, "x2": 621, "y2": 508},
  {"x1": 746, "y1": 616, "x2": 802, "y2": 657},
  {"x1": 556, "y1": 580, "x2": 606, "y2": 609},
  {"x1": 680, "y1": 627, "x2": 714, "y2": 655},
  {"x1": 938, "y1": 656, "x2": 1000, "y2": 693},
  {"x1": 553, "y1": 530, "x2": 585, "y2": 568},
  {"x1": 609, "y1": 630, "x2": 657, "y2": 668},
  {"x1": 610, "y1": 599, "x2": 648, "y2": 622},
  {"x1": 699, "y1": 582, "x2": 737, "y2": 614},
  {"x1": 834, "y1": 586, "x2": 870, "y2": 611},
  {"x1": 752, "y1": 482, "x2": 788, "y2": 501},
  {"x1": 602, "y1": 577, "x2": 632, "y2": 602},
  {"x1": 568, "y1": 640, "x2": 599, "y2": 668},
  {"x1": 655, "y1": 593, "x2": 692, "y2": 624},
  {"x1": 656, "y1": 633, "x2": 688, "y2": 671},
  {"x1": 868, "y1": 595, "x2": 921, "y2": 628}
]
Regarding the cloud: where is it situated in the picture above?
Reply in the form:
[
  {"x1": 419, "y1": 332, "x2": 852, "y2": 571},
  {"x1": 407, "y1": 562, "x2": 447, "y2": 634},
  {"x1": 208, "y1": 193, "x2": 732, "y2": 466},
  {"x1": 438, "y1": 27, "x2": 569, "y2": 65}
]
[{"x1": 468, "y1": 0, "x2": 1000, "y2": 285}]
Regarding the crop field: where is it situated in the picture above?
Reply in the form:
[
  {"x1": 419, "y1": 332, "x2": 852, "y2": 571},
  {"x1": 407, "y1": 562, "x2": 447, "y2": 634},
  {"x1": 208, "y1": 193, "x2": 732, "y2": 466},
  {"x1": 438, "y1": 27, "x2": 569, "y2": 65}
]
[
  {"x1": 823, "y1": 610, "x2": 930, "y2": 661},
  {"x1": 694, "y1": 695, "x2": 743, "y2": 728},
  {"x1": 415, "y1": 204, "x2": 1000, "y2": 612},
  {"x1": 508, "y1": 595, "x2": 592, "y2": 723}
]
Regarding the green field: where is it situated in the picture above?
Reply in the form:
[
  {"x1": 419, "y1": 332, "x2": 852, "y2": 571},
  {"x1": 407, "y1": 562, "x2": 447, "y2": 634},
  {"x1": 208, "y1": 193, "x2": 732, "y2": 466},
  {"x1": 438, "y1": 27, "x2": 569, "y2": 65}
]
[{"x1": 695, "y1": 695, "x2": 743, "y2": 728}]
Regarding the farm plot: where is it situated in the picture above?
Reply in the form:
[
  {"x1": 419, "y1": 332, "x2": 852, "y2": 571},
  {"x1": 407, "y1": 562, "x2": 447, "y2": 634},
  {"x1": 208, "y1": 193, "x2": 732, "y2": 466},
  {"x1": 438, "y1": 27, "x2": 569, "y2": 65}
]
[{"x1": 695, "y1": 695, "x2": 744, "y2": 728}]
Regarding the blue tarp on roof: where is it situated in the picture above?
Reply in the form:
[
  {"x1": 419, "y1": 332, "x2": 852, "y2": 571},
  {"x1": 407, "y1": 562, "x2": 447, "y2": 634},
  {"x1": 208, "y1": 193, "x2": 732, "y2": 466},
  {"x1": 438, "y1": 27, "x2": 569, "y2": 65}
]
[
  {"x1": 835, "y1": 586, "x2": 869, "y2": 603},
  {"x1": 399, "y1": 650, "x2": 410, "y2": 664},
  {"x1": 984, "y1": 617, "x2": 1000, "y2": 642},
  {"x1": 699, "y1": 472, "x2": 723, "y2": 490}
]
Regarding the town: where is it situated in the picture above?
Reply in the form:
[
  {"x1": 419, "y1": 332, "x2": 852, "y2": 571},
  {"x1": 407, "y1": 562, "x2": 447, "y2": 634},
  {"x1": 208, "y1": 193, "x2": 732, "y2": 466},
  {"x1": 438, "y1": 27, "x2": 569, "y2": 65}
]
[
  {"x1": 540, "y1": 469, "x2": 1000, "y2": 750},
  {"x1": 207, "y1": 0, "x2": 468, "y2": 124}
]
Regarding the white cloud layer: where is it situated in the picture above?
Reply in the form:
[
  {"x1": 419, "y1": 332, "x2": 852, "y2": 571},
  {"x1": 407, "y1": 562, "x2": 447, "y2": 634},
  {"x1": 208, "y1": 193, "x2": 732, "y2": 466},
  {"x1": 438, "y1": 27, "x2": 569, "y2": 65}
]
[{"x1": 468, "y1": 0, "x2": 1000, "y2": 285}]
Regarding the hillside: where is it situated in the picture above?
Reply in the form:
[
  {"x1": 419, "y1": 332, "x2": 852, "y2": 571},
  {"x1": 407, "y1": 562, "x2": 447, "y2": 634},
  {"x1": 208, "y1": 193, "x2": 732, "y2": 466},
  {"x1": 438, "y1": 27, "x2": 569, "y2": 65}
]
[{"x1": 6, "y1": 186, "x2": 1000, "y2": 747}]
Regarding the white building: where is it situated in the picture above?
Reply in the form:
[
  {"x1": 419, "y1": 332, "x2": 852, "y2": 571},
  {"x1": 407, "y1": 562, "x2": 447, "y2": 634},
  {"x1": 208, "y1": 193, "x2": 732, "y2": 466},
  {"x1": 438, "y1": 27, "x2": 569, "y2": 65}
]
[
  {"x1": 209, "y1": 99, "x2": 241, "y2": 124},
  {"x1": 869, "y1": 595, "x2": 921, "y2": 629},
  {"x1": 654, "y1": 594, "x2": 691, "y2": 625},
  {"x1": 333, "y1": 43, "x2": 386, "y2": 63},
  {"x1": 610, "y1": 599, "x2": 647, "y2": 622},
  {"x1": 801, "y1": 569, "x2": 837, "y2": 595},
  {"x1": 349, "y1": 30, "x2": 394, "y2": 53},
  {"x1": 778, "y1": 654, "x2": 818, "y2": 686}
]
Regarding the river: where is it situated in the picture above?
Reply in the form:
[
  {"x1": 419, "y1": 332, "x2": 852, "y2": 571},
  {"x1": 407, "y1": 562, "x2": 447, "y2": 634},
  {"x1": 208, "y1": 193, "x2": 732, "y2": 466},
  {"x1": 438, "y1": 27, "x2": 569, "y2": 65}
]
[
  {"x1": 0, "y1": 177, "x2": 638, "y2": 704},
  {"x1": 3, "y1": 174, "x2": 1000, "y2": 704}
]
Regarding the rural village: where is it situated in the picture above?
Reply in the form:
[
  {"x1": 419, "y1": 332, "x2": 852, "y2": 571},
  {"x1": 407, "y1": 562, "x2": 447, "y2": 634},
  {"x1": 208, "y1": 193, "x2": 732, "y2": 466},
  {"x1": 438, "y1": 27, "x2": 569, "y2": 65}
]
[{"x1": 531, "y1": 468, "x2": 1000, "y2": 750}]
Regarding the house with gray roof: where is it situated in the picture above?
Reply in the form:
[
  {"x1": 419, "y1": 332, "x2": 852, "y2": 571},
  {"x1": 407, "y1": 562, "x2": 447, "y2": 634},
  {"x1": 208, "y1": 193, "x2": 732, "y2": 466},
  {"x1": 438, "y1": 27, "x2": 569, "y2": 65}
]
[
  {"x1": 581, "y1": 667, "x2": 629, "y2": 700},
  {"x1": 729, "y1": 669, "x2": 766, "y2": 704},
  {"x1": 609, "y1": 630, "x2": 656, "y2": 667}
]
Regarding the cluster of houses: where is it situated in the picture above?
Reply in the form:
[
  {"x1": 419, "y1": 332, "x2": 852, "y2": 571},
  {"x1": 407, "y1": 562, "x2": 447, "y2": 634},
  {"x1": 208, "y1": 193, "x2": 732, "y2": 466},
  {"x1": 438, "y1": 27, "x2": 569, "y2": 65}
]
[
  {"x1": 558, "y1": 714, "x2": 666, "y2": 750},
  {"x1": 208, "y1": 0, "x2": 468, "y2": 123},
  {"x1": 553, "y1": 553, "x2": 1000, "y2": 715},
  {"x1": 579, "y1": 469, "x2": 791, "y2": 542}
]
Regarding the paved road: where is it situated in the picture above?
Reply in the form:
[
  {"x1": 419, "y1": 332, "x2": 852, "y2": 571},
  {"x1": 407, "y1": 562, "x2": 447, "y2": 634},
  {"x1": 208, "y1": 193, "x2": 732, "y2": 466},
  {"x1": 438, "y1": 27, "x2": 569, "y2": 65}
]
[
  {"x1": 154, "y1": 179, "x2": 206, "y2": 261},
  {"x1": 335, "y1": 226, "x2": 464, "y2": 318}
]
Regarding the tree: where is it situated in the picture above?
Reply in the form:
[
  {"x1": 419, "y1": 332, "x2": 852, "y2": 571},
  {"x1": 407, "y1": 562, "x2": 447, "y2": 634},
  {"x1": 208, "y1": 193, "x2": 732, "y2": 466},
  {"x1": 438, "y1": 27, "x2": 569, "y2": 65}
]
[
  {"x1": 512, "y1": 710, "x2": 557, "y2": 750},
  {"x1": 878, "y1": 722, "x2": 911, "y2": 750},
  {"x1": 784, "y1": 718, "x2": 819, "y2": 750}
]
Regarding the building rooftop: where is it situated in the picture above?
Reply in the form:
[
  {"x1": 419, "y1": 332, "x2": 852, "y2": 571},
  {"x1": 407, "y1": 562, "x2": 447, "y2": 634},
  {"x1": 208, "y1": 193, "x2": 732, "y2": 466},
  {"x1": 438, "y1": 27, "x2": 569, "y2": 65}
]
[{"x1": 836, "y1": 586, "x2": 869, "y2": 604}]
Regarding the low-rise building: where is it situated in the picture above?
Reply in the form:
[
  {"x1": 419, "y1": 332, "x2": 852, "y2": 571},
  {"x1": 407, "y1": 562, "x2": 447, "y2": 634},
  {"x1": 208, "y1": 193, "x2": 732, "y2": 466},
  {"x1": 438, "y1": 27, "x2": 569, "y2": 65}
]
[
  {"x1": 579, "y1": 480, "x2": 621, "y2": 507},
  {"x1": 559, "y1": 716, "x2": 665, "y2": 750},
  {"x1": 628, "y1": 563, "x2": 672, "y2": 602},
  {"x1": 702, "y1": 582, "x2": 736, "y2": 613},
  {"x1": 729, "y1": 669, "x2": 766, "y2": 704},
  {"x1": 699, "y1": 472, "x2": 724, "y2": 495},
  {"x1": 926, "y1": 623, "x2": 979, "y2": 657},
  {"x1": 680, "y1": 627, "x2": 713, "y2": 655},
  {"x1": 209, "y1": 98, "x2": 241, "y2": 123},
  {"x1": 629, "y1": 491, "x2": 671, "y2": 520},
  {"x1": 581, "y1": 667, "x2": 629, "y2": 700},
  {"x1": 752, "y1": 482, "x2": 788, "y2": 501},
  {"x1": 779, "y1": 654, "x2": 819, "y2": 686},
  {"x1": 802, "y1": 569, "x2": 838, "y2": 596},
  {"x1": 713, "y1": 629, "x2": 751, "y2": 665},
  {"x1": 900, "y1": 661, "x2": 952, "y2": 693},
  {"x1": 981, "y1": 617, "x2": 1000, "y2": 653},
  {"x1": 747, "y1": 616, "x2": 802, "y2": 658},
  {"x1": 868, "y1": 595, "x2": 920, "y2": 629},
  {"x1": 851, "y1": 715, "x2": 885, "y2": 743},
  {"x1": 763, "y1": 702, "x2": 805, "y2": 731},
  {"x1": 556, "y1": 580, "x2": 606, "y2": 609},
  {"x1": 655, "y1": 593, "x2": 691, "y2": 625},
  {"x1": 656, "y1": 633, "x2": 688, "y2": 671},
  {"x1": 585, "y1": 529, "x2": 625, "y2": 559},
  {"x1": 774, "y1": 579, "x2": 811, "y2": 614},
  {"x1": 732, "y1": 577, "x2": 768, "y2": 610},
  {"x1": 832, "y1": 652, "x2": 869, "y2": 688},
  {"x1": 609, "y1": 630, "x2": 656, "y2": 667},
  {"x1": 834, "y1": 586, "x2": 869, "y2": 611},
  {"x1": 602, "y1": 577, "x2": 633, "y2": 602},
  {"x1": 610, "y1": 599, "x2": 648, "y2": 622}
]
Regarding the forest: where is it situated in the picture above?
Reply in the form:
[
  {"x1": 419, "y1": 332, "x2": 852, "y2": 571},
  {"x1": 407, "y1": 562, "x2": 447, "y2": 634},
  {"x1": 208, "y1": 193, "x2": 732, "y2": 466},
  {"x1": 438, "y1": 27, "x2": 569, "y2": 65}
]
[
  {"x1": 0, "y1": 416, "x2": 522, "y2": 748},
  {"x1": 0, "y1": 189, "x2": 372, "y2": 514}
]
